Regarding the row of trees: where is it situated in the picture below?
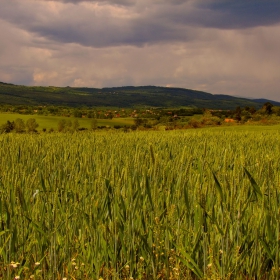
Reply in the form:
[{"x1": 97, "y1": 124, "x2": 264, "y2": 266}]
[
  {"x1": 0, "y1": 104, "x2": 205, "y2": 119},
  {"x1": 0, "y1": 118, "x2": 39, "y2": 133},
  {"x1": 57, "y1": 119, "x2": 80, "y2": 132},
  {"x1": 0, "y1": 118, "x2": 98, "y2": 134},
  {"x1": 210, "y1": 102, "x2": 278, "y2": 121}
]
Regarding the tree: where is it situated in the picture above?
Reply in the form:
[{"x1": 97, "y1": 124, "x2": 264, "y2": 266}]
[
  {"x1": 134, "y1": 118, "x2": 147, "y2": 127},
  {"x1": 26, "y1": 118, "x2": 39, "y2": 132},
  {"x1": 73, "y1": 109, "x2": 82, "y2": 118},
  {"x1": 248, "y1": 107, "x2": 256, "y2": 114},
  {"x1": 87, "y1": 110, "x2": 95, "y2": 118},
  {"x1": 263, "y1": 102, "x2": 273, "y2": 115},
  {"x1": 188, "y1": 118, "x2": 201, "y2": 128},
  {"x1": 65, "y1": 120, "x2": 72, "y2": 132},
  {"x1": 58, "y1": 119, "x2": 67, "y2": 132},
  {"x1": 234, "y1": 106, "x2": 242, "y2": 121},
  {"x1": 0, "y1": 120, "x2": 15, "y2": 133},
  {"x1": 73, "y1": 119, "x2": 80, "y2": 131},
  {"x1": 14, "y1": 118, "x2": 25, "y2": 133},
  {"x1": 90, "y1": 118, "x2": 97, "y2": 130},
  {"x1": 273, "y1": 106, "x2": 280, "y2": 116}
]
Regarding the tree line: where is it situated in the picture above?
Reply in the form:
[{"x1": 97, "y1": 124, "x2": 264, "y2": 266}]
[{"x1": 0, "y1": 118, "x2": 39, "y2": 133}]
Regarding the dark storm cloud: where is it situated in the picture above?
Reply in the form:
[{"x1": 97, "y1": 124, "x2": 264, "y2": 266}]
[
  {"x1": 1, "y1": 0, "x2": 280, "y2": 48},
  {"x1": 0, "y1": 0, "x2": 280, "y2": 101},
  {"x1": 0, "y1": 1, "x2": 194, "y2": 48},
  {"x1": 196, "y1": 0, "x2": 280, "y2": 29}
]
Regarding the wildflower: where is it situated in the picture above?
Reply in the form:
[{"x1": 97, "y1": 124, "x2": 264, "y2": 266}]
[
  {"x1": 207, "y1": 263, "x2": 212, "y2": 268},
  {"x1": 35, "y1": 262, "x2": 40, "y2": 266},
  {"x1": 125, "y1": 264, "x2": 130, "y2": 270},
  {"x1": 75, "y1": 266, "x2": 79, "y2": 270},
  {"x1": 10, "y1": 261, "x2": 17, "y2": 268},
  {"x1": 14, "y1": 276, "x2": 20, "y2": 280},
  {"x1": 30, "y1": 276, "x2": 34, "y2": 279},
  {"x1": 139, "y1": 256, "x2": 144, "y2": 262}
]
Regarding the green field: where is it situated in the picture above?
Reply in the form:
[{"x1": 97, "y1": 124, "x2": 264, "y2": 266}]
[
  {"x1": 0, "y1": 113, "x2": 134, "y2": 130},
  {"x1": 199, "y1": 123, "x2": 280, "y2": 132},
  {"x1": 1, "y1": 128, "x2": 280, "y2": 279}
]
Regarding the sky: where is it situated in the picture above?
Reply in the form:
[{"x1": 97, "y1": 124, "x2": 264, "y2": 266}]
[{"x1": 0, "y1": 0, "x2": 280, "y2": 101}]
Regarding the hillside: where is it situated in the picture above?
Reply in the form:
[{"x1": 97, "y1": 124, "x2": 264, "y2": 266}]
[{"x1": 0, "y1": 81, "x2": 279, "y2": 109}]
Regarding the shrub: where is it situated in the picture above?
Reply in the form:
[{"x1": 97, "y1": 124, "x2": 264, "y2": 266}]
[
  {"x1": 14, "y1": 118, "x2": 26, "y2": 133},
  {"x1": 0, "y1": 120, "x2": 15, "y2": 133},
  {"x1": 26, "y1": 118, "x2": 39, "y2": 132},
  {"x1": 188, "y1": 118, "x2": 201, "y2": 128}
]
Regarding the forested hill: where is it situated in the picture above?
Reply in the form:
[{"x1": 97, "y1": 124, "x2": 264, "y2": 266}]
[{"x1": 0, "y1": 81, "x2": 279, "y2": 109}]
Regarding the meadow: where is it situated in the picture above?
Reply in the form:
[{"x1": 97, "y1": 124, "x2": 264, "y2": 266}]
[
  {"x1": 1, "y1": 128, "x2": 280, "y2": 279},
  {"x1": 0, "y1": 113, "x2": 134, "y2": 130}
]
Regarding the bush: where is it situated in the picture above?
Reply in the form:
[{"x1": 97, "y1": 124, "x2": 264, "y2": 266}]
[
  {"x1": 73, "y1": 119, "x2": 80, "y2": 131},
  {"x1": 188, "y1": 119, "x2": 201, "y2": 128},
  {"x1": 210, "y1": 116, "x2": 222, "y2": 125},
  {"x1": 26, "y1": 118, "x2": 39, "y2": 132},
  {"x1": 58, "y1": 119, "x2": 67, "y2": 132},
  {"x1": 90, "y1": 119, "x2": 98, "y2": 130},
  {"x1": 14, "y1": 118, "x2": 26, "y2": 133},
  {"x1": 0, "y1": 120, "x2": 15, "y2": 133}
]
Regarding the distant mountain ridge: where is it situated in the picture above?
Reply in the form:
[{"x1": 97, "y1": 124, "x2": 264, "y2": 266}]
[{"x1": 0, "y1": 82, "x2": 279, "y2": 109}]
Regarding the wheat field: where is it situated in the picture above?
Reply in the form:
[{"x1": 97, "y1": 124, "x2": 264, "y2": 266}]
[{"x1": 1, "y1": 129, "x2": 280, "y2": 279}]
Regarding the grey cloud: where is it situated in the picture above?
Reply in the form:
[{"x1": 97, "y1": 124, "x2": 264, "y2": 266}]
[
  {"x1": 39, "y1": 0, "x2": 187, "y2": 5},
  {"x1": 1, "y1": 0, "x2": 280, "y2": 49},
  {"x1": 0, "y1": 1, "x2": 196, "y2": 48},
  {"x1": 195, "y1": 0, "x2": 280, "y2": 29},
  {"x1": 1, "y1": 0, "x2": 280, "y2": 102},
  {"x1": 40, "y1": 0, "x2": 134, "y2": 5},
  {"x1": 1, "y1": 24, "x2": 280, "y2": 101}
]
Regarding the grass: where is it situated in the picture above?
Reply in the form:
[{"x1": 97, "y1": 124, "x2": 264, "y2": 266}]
[
  {"x1": 1, "y1": 128, "x2": 280, "y2": 279},
  {"x1": 198, "y1": 123, "x2": 280, "y2": 132},
  {"x1": 0, "y1": 113, "x2": 134, "y2": 130}
]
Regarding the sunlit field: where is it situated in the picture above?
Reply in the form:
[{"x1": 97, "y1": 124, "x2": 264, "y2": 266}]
[{"x1": 1, "y1": 128, "x2": 280, "y2": 279}]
